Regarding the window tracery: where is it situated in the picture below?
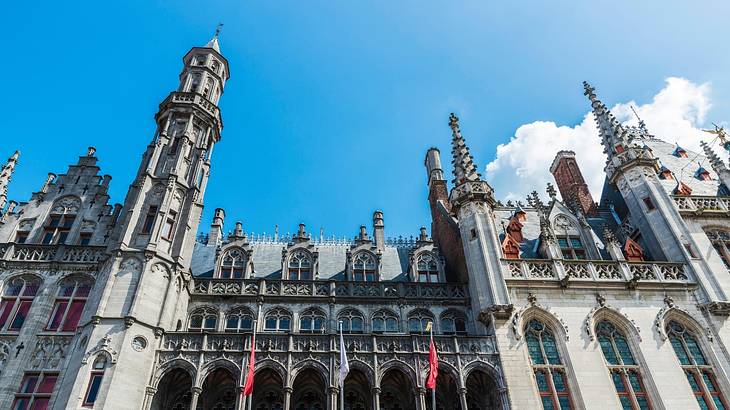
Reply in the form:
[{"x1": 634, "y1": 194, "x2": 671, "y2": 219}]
[
  {"x1": 352, "y1": 253, "x2": 377, "y2": 282},
  {"x1": 525, "y1": 319, "x2": 574, "y2": 409},
  {"x1": 219, "y1": 248, "x2": 246, "y2": 279},
  {"x1": 337, "y1": 308, "x2": 364, "y2": 334},
  {"x1": 441, "y1": 310, "x2": 467, "y2": 335},
  {"x1": 46, "y1": 277, "x2": 92, "y2": 333},
  {"x1": 0, "y1": 275, "x2": 40, "y2": 332},
  {"x1": 666, "y1": 321, "x2": 727, "y2": 409},
  {"x1": 372, "y1": 310, "x2": 398, "y2": 334},
  {"x1": 705, "y1": 229, "x2": 730, "y2": 269},
  {"x1": 407, "y1": 309, "x2": 434, "y2": 334},
  {"x1": 595, "y1": 320, "x2": 651, "y2": 409},
  {"x1": 415, "y1": 253, "x2": 439, "y2": 283},
  {"x1": 42, "y1": 197, "x2": 81, "y2": 245},
  {"x1": 299, "y1": 308, "x2": 326, "y2": 333},
  {"x1": 225, "y1": 307, "x2": 254, "y2": 332},
  {"x1": 288, "y1": 250, "x2": 313, "y2": 280},
  {"x1": 189, "y1": 307, "x2": 218, "y2": 332},
  {"x1": 264, "y1": 308, "x2": 291, "y2": 332}
]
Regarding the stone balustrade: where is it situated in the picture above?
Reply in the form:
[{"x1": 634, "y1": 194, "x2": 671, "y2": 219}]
[
  {"x1": 672, "y1": 195, "x2": 730, "y2": 215},
  {"x1": 191, "y1": 278, "x2": 469, "y2": 300},
  {"x1": 503, "y1": 258, "x2": 690, "y2": 286},
  {"x1": 164, "y1": 92, "x2": 220, "y2": 120},
  {"x1": 0, "y1": 243, "x2": 107, "y2": 265}
]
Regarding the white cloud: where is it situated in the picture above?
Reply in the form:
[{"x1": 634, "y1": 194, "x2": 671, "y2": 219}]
[{"x1": 484, "y1": 77, "x2": 713, "y2": 202}]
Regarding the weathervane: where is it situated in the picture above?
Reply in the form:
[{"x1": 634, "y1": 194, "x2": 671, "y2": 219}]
[
  {"x1": 214, "y1": 23, "x2": 224, "y2": 38},
  {"x1": 702, "y1": 123, "x2": 729, "y2": 152}
]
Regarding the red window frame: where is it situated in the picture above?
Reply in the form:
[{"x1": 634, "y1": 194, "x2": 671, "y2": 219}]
[
  {"x1": 0, "y1": 277, "x2": 39, "y2": 332},
  {"x1": 12, "y1": 372, "x2": 58, "y2": 410},
  {"x1": 82, "y1": 372, "x2": 104, "y2": 407},
  {"x1": 46, "y1": 280, "x2": 91, "y2": 332}
]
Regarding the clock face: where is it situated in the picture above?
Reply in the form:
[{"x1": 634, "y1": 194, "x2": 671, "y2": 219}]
[{"x1": 132, "y1": 336, "x2": 147, "y2": 352}]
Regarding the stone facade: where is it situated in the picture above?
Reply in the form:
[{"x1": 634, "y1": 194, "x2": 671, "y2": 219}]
[{"x1": 0, "y1": 36, "x2": 728, "y2": 410}]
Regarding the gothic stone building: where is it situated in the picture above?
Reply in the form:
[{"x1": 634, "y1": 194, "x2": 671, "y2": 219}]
[{"x1": 0, "y1": 35, "x2": 729, "y2": 410}]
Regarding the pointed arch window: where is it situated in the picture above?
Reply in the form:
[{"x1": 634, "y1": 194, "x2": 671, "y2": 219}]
[
  {"x1": 441, "y1": 310, "x2": 467, "y2": 335},
  {"x1": 42, "y1": 197, "x2": 80, "y2": 245},
  {"x1": 408, "y1": 310, "x2": 434, "y2": 334},
  {"x1": 596, "y1": 321, "x2": 651, "y2": 410},
  {"x1": 372, "y1": 310, "x2": 398, "y2": 334},
  {"x1": 264, "y1": 308, "x2": 291, "y2": 332},
  {"x1": 288, "y1": 250, "x2": 313, "y2": 280},
  {"x1": 416, "y1": 253, "x2": 439, "y2": 283},
  {"x1": 46, "y1": 277, "x2": 92, "y2": 332},
  {"x1": 557, "y1": 236, "x2": 585, "y2": 260},
  {"x1": 525, "y1": 319, "x2": 574, "y2": 409},
  {"x1": 705, "y1": 229, "x2": 730, "y2": 269},
  {"x1": 219, "y1": 249, "x2": 246, "y2": 279},
  {"x1": 225, "y1": 308, "x2": 254, "y2": 332},
  {"x1": 666, "y1": 321, "x2": 727, "y2": 410},
  {"x1": 338, "y1": 308, "x2": 364, "y2": 334},
  {"x1": 299, "y1": 308, "x2": 326, "y2": 333},
  {"x1": 83, "y1": 355, "x2": 107, "y2": 406},
  {"x1": 189, "y1": 308, "x2": 218, "y2": 332},
  {"x1": 353, "y1": 253, "x2": 377, "y2": 282},
  {"x1": 0, "y1": 276, "x2": 40, "y2": 332}
]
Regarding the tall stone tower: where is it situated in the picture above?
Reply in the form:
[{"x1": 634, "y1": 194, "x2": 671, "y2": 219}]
[
  {"x1": 549, "y1": 150, "x2": 596, "y2": 215},
  {"x1": 54, "y1": 34, "x2": 229, "y2": 409}
]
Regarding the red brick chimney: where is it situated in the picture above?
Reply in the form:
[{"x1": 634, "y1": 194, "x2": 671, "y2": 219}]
[{"x1": 549, "y1": 150, "x2": 596, "y2": 215}]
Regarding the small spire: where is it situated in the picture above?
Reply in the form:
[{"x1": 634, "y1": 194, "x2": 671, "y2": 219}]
[
  {"x1": 0, "y1": 150, "x2": 20, "y2": 212},
  {"x1": 204, "y1": 24, "x2": 223, "y2": 53},
  {"x1": 583, "y1": 81, "x2": 628, "y2": 157},
  {"x1": 630, "y1": 105, "x2": 648, "y2": 133},
  {"x1": 449, "y1": 113, "x2": 482, "y2": 186},
  {"x1": 700, "y1": 140, "x2": 728, "y2": 173}
]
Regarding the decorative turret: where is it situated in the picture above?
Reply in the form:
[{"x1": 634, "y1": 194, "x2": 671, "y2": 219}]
[
  {"x1": 447, "y1": 113, "x2": 495, "y2": 208},
  {"x1": 550, "y1": 150, "x2": 596, "y2": 215},
  {"x1": 0, "y1": 150, "x2": 19, "y2": 212},
  {"x1": 373, "y1": 210, "x2": 385, "y2": 250},
  {"x1": 701, "y1": 141, "x2": 730, "y2": 190},
  {"x1": 583, "y1": 81, "x2": 629, "y2": 157}
]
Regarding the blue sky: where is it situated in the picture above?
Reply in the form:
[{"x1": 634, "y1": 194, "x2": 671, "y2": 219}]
[{"x1": 2, "y1": 1, "x2": 729, "y2": 238}]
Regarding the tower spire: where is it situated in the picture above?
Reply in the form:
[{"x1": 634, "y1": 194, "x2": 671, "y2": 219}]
[
  {"x1": 204, "y1": 23, "x2": 223, "y2": 52},
  {"x1": 583, "y1": 81, "x2": 630, "y2": 157},
  {"x1": 449, "y1": 113, "x2": 481, "y2": 186},
  {"x1": 0, "y1": 150, "x2": 19, "y2": 211},
  {"x1": 701, "y1": 140, "x2": 727, "y2": 173}
]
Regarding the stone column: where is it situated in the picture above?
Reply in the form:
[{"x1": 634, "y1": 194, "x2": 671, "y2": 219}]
[
  {"x1": 372, "y1": 387, "x2": 381, "y2": 410},
  {"x1": 417, "y1": 387, "x2": 427, "y2": 410},
  {"x1": 459, "y1": 387, "x2": 468, "y2": 410},
  {"x1": 141, "y1": 386, "x2": 156, "y2": 410},
  {"x1": 327, "y1": 386, "x2": 339, "y2": 410},
  {"x1": 498, "y1": 387, "x2": 510, "y2": 410},
  {"x1": 284, "y1": 386, "x2": 293, "y2": 410},
  {"x1": 189, "y1": 386, "x2": 202, "y2": 410}
]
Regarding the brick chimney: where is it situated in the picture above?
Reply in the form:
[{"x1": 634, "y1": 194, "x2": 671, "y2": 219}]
[{"x1": 549, "y1": 150, "x2": 596, "y2": 215}]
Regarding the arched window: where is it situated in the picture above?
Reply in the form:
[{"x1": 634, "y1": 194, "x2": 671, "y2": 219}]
[
  {"x1": 83, "y1": 355, "x2": 107, "y2": 406},
  {"x1": 408, "y1": 309, "x2": 434, "y2": 334},
  {"x1": 666, "y1": 321, "x2": 727, "y2": 409},
  {"x1": 441, "y1": 310, "x2": 467, "y2": 335},
  {"x1": 219, "y1": 249, "x2": 246, "y2": 279},
  {"x1": 0, "y1": 276, "x2": 40, "y2": 332},
  {"x1": 46, "y1": 277, "x2": 92, "y2": 332},
  {"x1": 705, "y1": 229, "x2": 730, "y2": 269},
  {"x1": 264, "y1": 308, "x2": 291, "y2": 332},
  {"x1": 299, "y1": 308, "x2": 326, "y2": 333},
  {"x1": 338, "y1": 308, "x2": 364, "y2": 334},
  {"x1": 372, "y1": 310, "x2": 398, "y2": 334},
  {"x1": 225, "y1": 308, "x2": 254, "y2": 332},
  {"x1": 189, "y1": 308, "x2": 218, "y2": 332},
  {"x1": 416, "y1": 253, "x2": 439, "y2": 283},
  {"x1": 353, "y1": 253, "x2": 376, "y2": 282},
  {"x1": 595, "y1": 320, "x2": 651, "y2": 409},
  {"x1": 288, "y1": 250, "x2": 313, "y2": 280},
  {"x1": 42, "y1": 197, "x2": 80, "y2": 245},
  {"x1": 524, "y1": 318, "x2": 574, "y2": 409}
]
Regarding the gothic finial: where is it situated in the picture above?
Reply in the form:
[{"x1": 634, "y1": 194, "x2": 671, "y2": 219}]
[
  {"x1": 582, "y1": 81, "x2": 596, "y2": 101},
  {"x1": 630, "y1": 105, "x2": 648, "y2": 132},
  {"x1": 582, "y1": 81, "x2": 629, "y2": 159},
  {"x1": 214, "y1": 23, "x2": 224, "y2": 38},
  {"x1": 449, "y1": 113, "x2": 459, "y2": 131},
  {"x1": 87, "y1": 147, "x2": 96, "y2": 157},
  {"x1": 449, "y1": 112, "x2": 482, "y2": 186},
  {"x1": 0, "y1": 150, "x2": 20, "y2": 212},
  {"x1": 700, "y1": 140, "x2": 728, "y2": 173},
  {"x1": 546, "y1": 182, "x2": 557, "y2": 201}
]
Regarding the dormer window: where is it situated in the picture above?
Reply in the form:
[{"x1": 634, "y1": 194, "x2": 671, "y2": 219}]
[
  {"x1": 614, "y1": 145, "x2": 625, "y2": 154},
  {"x1": 695, "y1": 166, "x2": 711, "y2": 181},
  {"x1": 416, "y1": 253, "x2": 439, "y2": 283},
  {"x1": 658, "y1": 165, "x2": 673, "y2": 180},
  {"x1": 557, "y1": 236, "x2": 585, "y2": 260},
  {"x1": 219, "y1": 249, "x2": 246, "y2": 279},
  {"x1": 287, "y1": 250, "x2": 312, "y2": 280},
  {"x1": 673, "y1": 145, "x2": 688, "y2": 158},
  {"x1": 352, "y1": 253, "x2": 377, "y2": 282}
]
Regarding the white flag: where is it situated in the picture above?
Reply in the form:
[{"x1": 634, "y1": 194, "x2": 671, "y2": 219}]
[{"x1": 339, "y1": 326, "x2": 350, "y2": 387}]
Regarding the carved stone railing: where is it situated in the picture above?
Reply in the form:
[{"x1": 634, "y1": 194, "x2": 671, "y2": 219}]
[
  {"x1": 191, "y1": 278, "x2": 469, "y2": 300},
  {"x1": 672, "y1": 195, "x2": 730, "y2": 215},
  {"x1": 503, "y1": 259, "x2": 690, "y2": 286},
  {"x1": 163, "y1": 92, "x2": 220, "y2": 120},
  {"x1": 0, "y1": 244, "x2": 107, "y2": 265},
  {"x1": 159, "y1": 332, "x2": 497, "y2": 356}
]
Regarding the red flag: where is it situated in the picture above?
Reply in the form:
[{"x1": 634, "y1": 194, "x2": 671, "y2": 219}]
[
  {"x1": 243, "y1": 333, "x2": 255, "y2": 396},
  {"x1": 426, "y1": 337, "x2": 438, "y2": 389}
]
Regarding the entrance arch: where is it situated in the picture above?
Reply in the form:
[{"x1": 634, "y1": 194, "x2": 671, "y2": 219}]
[
  {"x1": 291, "y1": 368, "x2": 326, "y2": 410},
  {"x1": 251, "y1": 368, "x2": 284, "y2": 410},
  {"x1": 343, "y1": 369, "x2": 371, "y2": 410},
  {"x1": 151, "y1": 368, "x2": 193, "y2": 410},
  {"x1": 199, "y1": 368, "x2": 237, "y2": 410},
  {"x1": 425, "y1": 371, "x2": 461, "y2": 410},
  {"x1": 465, "y1": 369, "x2": 501, "y2": 410},
  {"x1": 380, "y1": 368, "x2": 415, "y2": 410}
]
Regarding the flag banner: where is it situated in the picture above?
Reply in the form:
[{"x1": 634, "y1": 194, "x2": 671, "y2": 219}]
[
  {"x1": 339, "y1": 326, "x2": 350, "y2": 387},
  {"x1": 426, "y1": 330, "x2": 438, "y2": 389},
  {"x1": 243, "y1": 333, "x2": 256, "y2": 396}
]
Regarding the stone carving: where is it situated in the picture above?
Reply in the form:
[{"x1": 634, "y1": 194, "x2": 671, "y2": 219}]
[
  {"x1": 30, "y1": 336, "x2": 71, "y2": 369},
  {"x1": 82, "y1": 335, "x2": 118, "y2": 364}
]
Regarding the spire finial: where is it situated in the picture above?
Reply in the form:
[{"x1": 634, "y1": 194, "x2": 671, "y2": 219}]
[
  {"x1": 449, "y1": 112, "x2": 482, "y2": 186},
  {"x1": 0, "y1": 150, "x2": 20, "y2": 212},
  {"x1": 215, "y1": 23, "x2": 223, "y2": 38},
  {"x1": 583, "y1": 81, "x2": 596, "y2": 101},
  {"x1": 582, "y1": 81, "x2": 629, "y2": 159}
]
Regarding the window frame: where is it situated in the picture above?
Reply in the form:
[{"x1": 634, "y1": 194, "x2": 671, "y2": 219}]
[
  {"x1": 372, "y1": 310, "x2": 399, "y2": 334},
  {"x1": 141, "y1": 205, "x2": 158, "y2": 234},
  {"x1": 224, "y1": 308, "x2": 254, "y2": 333},
  {"x1": 219, "y1": 249, "x2": 246, "y2": 279},
  {"x1": 161, "y1": 210, "x2": 178, "y2": 241},
  {"x1": 12, "y1": 371, "x2": 58, "y2": 410},
  {"x1": 41, "y1": 213, "x2": 76, "y2": 245},
  {"x1": 188, "y1": 308, "x2": 218, "y2": 332},
  {"x1": 45, "y1": 278, "x2": 92, "y2": 333},
  {"x1": 524, "y1": 318, "x2": 574, "y2": 410},
  {"x1": 0, "y1": 276, "x2": 40, "y2": 332},
  {"x1": 338, "y1": 308, "x2": 365, "y2": 334},
  {"x1": 263, "y1": 308, "x2": 291, "y2": 333},
  {"x1": 415, "y1": 252, "x2": 440, "y2": 283},
  {"x1": 407, "y1": 310, "x2": 434, "y2": 335},
  {"x1": 352, "y1": 252, "x2": 377, "y2": 282},
  {"x1": 299, "y1": 308, "x2": 326, "y2": 334},
  {"x1": 557, "y1": 235, "x2": 586, "y2": 260},
  {"x1": 287, "y1": 250, "x2": 313, "y2": 281}
]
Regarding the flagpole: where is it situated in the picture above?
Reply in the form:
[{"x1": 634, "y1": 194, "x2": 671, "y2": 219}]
[
  {"x1": 339, "y1": 321, "x2": 345, "y2": 410},
  {"x1": 430, "y1": 323, "x2": 436, "y2": 410}
]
